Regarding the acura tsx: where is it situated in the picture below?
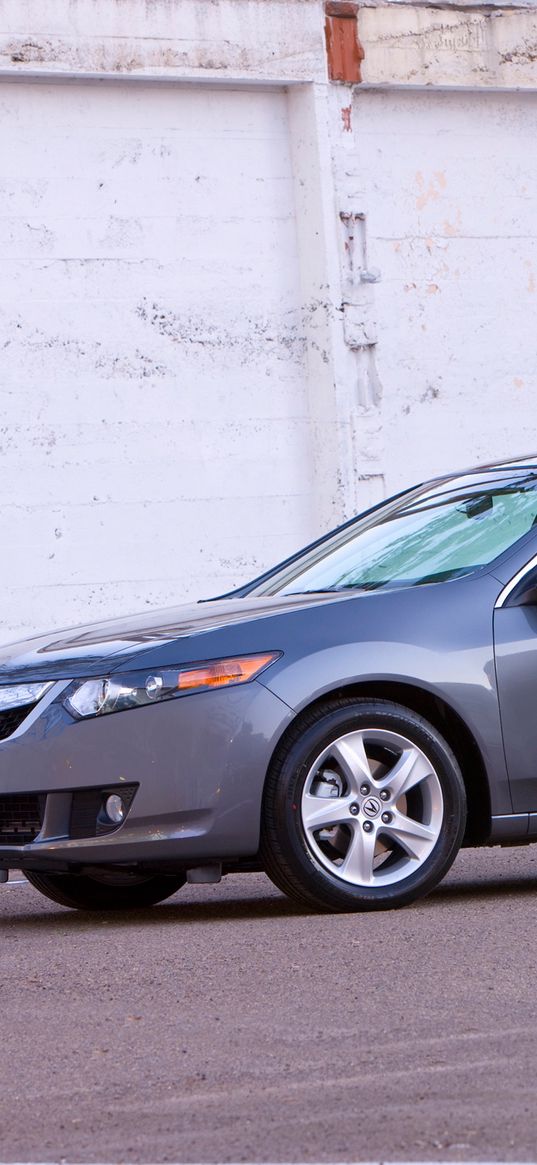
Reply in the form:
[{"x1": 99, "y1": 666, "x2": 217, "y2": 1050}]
[{"x1": 2, "y1": 455, "x2": 537, "y2": 913}]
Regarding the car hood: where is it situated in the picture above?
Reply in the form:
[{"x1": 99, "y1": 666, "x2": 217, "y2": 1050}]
[{"x1": 0, "y1": 592, "x2": 346, "y2": 683}]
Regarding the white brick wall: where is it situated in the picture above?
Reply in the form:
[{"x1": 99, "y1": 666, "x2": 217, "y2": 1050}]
[
  {"x1": 0, "y1": 81, "x2": 315, "y2": 638},
  {"x1": 351, "y1": 88, "x2": 537, "y2": 493},
  {"x1": 1, "y1": 0, "x2": 537, "y2": 642}
]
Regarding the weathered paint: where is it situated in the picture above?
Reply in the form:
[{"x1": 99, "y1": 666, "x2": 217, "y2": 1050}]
[
  {"x1": 3, "y1": 0, "x2": 537, "y2": 90},
  {"x1": 1, "y1": 0, "x2": 537, "y2": 642},
  {"x1": 350, "y1": 86, "x2": 537, "y2": 492},
  {"x1": 359, "y1": 4, "x2": 537, "y2": 90},
  {"x1": 0, "y1": 82, "x2": 316, "y2": 637},
  {"x1": 0, "y1": 0, "x2": 325, "y2": 84}
]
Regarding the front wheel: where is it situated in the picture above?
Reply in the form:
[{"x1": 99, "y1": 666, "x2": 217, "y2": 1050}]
[
  {"x1": 25, "y1": 869, "x2": 186, "y2": 911},
  {"x1": 261, "y1": 698, "x2": 467, "y2": 912}
]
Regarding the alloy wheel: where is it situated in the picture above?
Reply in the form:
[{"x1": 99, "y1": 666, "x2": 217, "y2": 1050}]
[{"x1": 300, "y1": 728, "x2": 444, "y2": 888}]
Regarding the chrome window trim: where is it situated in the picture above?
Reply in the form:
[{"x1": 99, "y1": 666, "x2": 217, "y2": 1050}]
[{"x1": 495, "y1": 552, "x2": 537, "y2": 609}]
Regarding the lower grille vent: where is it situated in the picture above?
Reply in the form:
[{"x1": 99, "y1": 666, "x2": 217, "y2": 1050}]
[
  {"x1": 0, "y1": 704, "x2": 36, "y2": 741},
  {"x1": 0, "y1": 794, "x2": 44, "y2": 845}
]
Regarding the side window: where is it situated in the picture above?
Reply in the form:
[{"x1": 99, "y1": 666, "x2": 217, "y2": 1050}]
[{"x1": 505, "y1": 563, "x2": 537, "y2": 607}]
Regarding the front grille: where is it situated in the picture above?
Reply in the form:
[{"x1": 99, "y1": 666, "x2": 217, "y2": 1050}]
[
  {"x1": 0, "y1": 793, "x2": 44, "y2": 845},
  {"x1": 0, "y1": 704, "x2": 36, "y2": 741}
]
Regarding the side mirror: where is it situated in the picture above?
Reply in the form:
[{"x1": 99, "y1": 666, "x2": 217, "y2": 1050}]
[{"x1": 509, "y1": 583, "x2": 537, "y2": 607}]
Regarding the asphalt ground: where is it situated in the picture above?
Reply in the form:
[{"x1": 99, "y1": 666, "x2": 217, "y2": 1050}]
[{"x1": 2, "y1": 847, "x2": 537, "y2": 1164}]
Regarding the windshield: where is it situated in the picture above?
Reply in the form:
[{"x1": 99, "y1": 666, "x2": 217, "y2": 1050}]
[{"x1": 249, "y1": 466, "x2": 537, "y2": 596}]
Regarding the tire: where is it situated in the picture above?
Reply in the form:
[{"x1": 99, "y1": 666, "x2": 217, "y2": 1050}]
[
  {"x1": 261, "y1": 698, "x2": 467, "y2": 913},
  {"x1": 25, "y1": 869, "x2": 186, "y2": 912}
]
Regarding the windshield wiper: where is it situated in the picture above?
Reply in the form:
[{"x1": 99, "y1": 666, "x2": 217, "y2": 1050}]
[{"x1": 284, "y1": 585, "x2": 367, "y2": 595}]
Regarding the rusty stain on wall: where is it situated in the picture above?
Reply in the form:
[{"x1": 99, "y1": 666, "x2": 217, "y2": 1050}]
[
  {"x1": 524, "y1": 260, "x2": 536, "y2": 293},
  {"x1": 415, "y1": 170, "x2": 447, "y2": 212},
  {"x1": 324, "y1": 2, "x2": 365, "y2": 83}
]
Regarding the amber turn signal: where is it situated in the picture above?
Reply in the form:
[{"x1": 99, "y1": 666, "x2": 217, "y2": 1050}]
[{"x1": 177, "y1": 653, "x2": 278, "y2": 691}]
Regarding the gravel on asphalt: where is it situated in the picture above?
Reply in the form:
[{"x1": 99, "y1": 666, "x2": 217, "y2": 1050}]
[{"x1": 2, "y1": 847, "x2": 537, "y2": 1163}]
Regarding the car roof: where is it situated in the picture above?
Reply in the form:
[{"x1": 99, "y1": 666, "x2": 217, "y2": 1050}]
[{"x1": 436, "y1": 453, "x2": 537, "y2": 479}]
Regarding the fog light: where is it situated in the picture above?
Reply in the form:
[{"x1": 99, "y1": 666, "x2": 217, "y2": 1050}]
[{"x1": 104, "y1": 793, "x2": 126, "y2": 825}]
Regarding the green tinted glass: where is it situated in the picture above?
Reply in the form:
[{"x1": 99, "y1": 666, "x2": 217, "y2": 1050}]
[{"x1": 253, "y1": 469, "x2": 537, "y2": 596}]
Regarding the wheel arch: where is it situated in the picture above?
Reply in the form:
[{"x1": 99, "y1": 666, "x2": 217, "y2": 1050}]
[{"x1": 263, "y1": 680, "x2": 491, "y2": 846}]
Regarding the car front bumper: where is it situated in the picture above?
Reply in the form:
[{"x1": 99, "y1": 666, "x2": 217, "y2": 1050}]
[{"x1": 0, "y1": 680, "x2": 293, "y2": 871}]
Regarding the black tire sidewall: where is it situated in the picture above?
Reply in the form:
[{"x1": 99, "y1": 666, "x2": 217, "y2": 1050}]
[{"x1": 25, "y1": 870, "x2": 186, "y2": 911}]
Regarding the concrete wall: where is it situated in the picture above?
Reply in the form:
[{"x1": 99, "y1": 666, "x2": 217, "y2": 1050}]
[{"x1": 1, "y1": 0, "x2": 537, "y2": 642}]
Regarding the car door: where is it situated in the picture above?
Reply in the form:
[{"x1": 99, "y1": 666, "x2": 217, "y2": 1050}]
[{"x1": 494, "y1": 549, "x2": 537, "y2": 814}]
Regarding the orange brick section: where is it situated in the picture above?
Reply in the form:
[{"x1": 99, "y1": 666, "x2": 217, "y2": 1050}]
[{"x1": 324, "y1": 1, "x2": 364, "y2": 84}]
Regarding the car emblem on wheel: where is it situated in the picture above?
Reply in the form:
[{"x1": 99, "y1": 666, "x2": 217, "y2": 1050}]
[{"x1": 363, "y1": 797, "x2": 381, "y2": 818}]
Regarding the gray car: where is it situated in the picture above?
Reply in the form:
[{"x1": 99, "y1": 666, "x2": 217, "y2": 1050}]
[{"x1": 2, "y1": 455, "x2": 537, "y2": 913}]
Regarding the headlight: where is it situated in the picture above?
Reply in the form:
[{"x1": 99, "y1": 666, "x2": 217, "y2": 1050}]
[
  {"x1": 0, "y1": 681, "x2": 53, "y2": 712},
  {"x1": 64, "y1": 653, "x2": 280, "y2": 719}
]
